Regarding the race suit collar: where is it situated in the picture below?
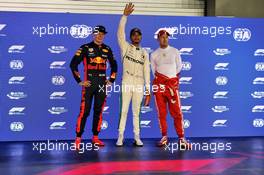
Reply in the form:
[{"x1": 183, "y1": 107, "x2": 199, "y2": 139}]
[
  {"x1": 91, "y1": 41, "x2": 103, "y2": 48},
  {"x1": 130, "y1": 43, "x2": 141, "y2": 50},
  {"x1": 159, "y1": 45, "x2": 170, "y2": 51}
]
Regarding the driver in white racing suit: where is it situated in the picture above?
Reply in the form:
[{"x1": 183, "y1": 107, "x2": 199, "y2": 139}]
[{"x1": 116, "y1": 3, "x2": 150, "y2": 146}]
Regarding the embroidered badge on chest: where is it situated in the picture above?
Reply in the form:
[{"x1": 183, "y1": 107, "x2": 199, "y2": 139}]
[
  {"x1": 102, "y1": 49, "x2": 109, "y2": 53},
  {"x1": 88, "y1": 48, "x2": 94, "y2": 52}
]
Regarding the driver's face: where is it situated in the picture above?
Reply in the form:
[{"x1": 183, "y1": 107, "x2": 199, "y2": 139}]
[
  {"x1": 93, "y1": 32, "x2": 105, "y2": 44},
  {"x1": 130, "y1": 32, "x2": 142, "y2": 44},
  {"x1": 158, "y1": 34, "x2": 169, "y2": 47}
]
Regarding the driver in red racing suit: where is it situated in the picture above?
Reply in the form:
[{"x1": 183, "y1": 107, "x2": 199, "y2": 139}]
[{"x1": 151, "y1": 30, "x2": 191, "y2": 150}]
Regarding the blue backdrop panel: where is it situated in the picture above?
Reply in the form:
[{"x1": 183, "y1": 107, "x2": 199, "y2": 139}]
[{"x1": 0, "y1": 12, "x2": 263, "y2": 141}]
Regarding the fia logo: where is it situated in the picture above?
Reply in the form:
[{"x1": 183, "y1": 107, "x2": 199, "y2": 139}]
[
  {"x1": 70, "y1": 25, "x2": 92, "y2": 38},
  {"x1": 216, "y1": 76, "x2": 228, "y2": 85},
  {"x1": 255, "y1": 62, "x2": 264, "y2": 71},
  {"x1": 10, "y1": 60, "x2": 24, "y2": 70},
  {"x1": 233, "y1": 28, "x2": 251, "y2": 41},
  {"x1": 182, "y1": 62, "x2": 192, "y2": 71},
  {"x1": 10, "y1": 122, "x2": 24, "y2": 132},
  {"x1": 253, "y1": 119, "x2": 264, "y2": 127},
  {"x1": 52, "y1": 76, "x2": 65, "y2": 85}
]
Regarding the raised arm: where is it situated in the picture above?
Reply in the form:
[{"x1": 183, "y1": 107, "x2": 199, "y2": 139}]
[{"x1": 117, "y1": 3, "x2": 134, "y2": 55}]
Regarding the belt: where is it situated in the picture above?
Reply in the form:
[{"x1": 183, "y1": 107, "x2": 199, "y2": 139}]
[{"x1": 88, "y1": 73, "x2": 106, "y2": 77}]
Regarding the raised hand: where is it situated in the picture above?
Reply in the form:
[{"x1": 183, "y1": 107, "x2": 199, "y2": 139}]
[{"x1": 123, "y1": 2, "x2": 134, "y2": 16}]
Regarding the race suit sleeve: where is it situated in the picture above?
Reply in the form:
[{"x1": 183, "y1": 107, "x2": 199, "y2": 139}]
[
  {"x1": 143, "y1": 50, "x2": 151, "y2": 92},
  {"x1": 70, "y1": 45, "x2": 86, "y2": 84},
  {"x1": 107, "y1": 48, "x2": 118, "y2": 83},
  {"x1": 150, "y1": 53, "x2": 156, "y2": 76},
  {"x1": 175, "y1": 49, "x2": 182, "y2": 74},
  {"x1": 117, "y1": 15, "x2": 129, "y2": 58}
]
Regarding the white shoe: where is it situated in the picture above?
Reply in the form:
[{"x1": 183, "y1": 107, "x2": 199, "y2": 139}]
[
  {"x1": 134, "y1": 134, "x2": 143, "y2": 147},
  {"x1": 116, "y1": 133, "x2": 124, "y2": 147}
]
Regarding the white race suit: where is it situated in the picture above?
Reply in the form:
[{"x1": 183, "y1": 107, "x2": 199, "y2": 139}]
[{"x1": 117, "y1": 15, "x2": 150, "y2": 135}]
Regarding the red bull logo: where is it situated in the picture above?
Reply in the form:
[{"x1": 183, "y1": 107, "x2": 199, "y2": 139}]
[{"x1": 90, "y1": 57, "x2": 106, "y2": 64}]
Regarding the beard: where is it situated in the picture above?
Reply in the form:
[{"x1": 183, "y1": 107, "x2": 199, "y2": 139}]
[{"x1": 132, "y1": 41, "x2": 140, "y2": 45}]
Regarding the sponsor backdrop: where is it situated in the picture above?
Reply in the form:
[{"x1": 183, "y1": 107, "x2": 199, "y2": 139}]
[{"x1": 0, "y1": 11, "x2": 263, "y2": 141}]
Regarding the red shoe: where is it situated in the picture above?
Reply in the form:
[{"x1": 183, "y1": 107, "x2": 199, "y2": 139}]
[
  {"x1": 178, "y1": 138, "x2": 192, "y2": 150},
  {"x1": 157, "y1": 136, "x2": 168, "y2": 147},
  {"x1": 75, "y1": 137, "x2": 82, "y2": 150},
  {"x1": 92, "y1": 136, "x2": 105, "y2": 147}
]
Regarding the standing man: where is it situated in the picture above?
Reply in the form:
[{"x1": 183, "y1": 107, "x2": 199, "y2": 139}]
[
  {"x1": 151, "y1": 30, "x2": 190, "y2": 148},
  {"x1": 116, "y1": 3, "x2": 151, "y2": 147},
  {"x1": 70, "y1": 25, "x2": 117, "y2": 148}
]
